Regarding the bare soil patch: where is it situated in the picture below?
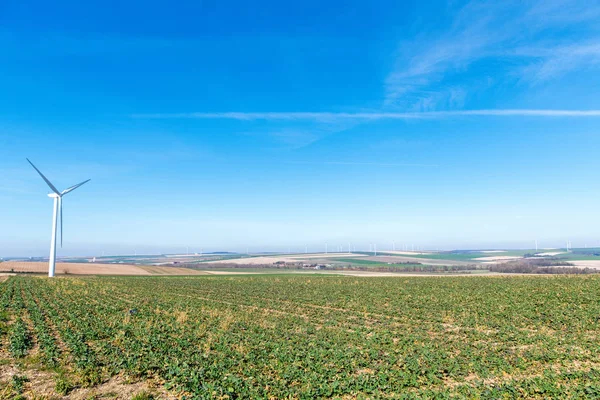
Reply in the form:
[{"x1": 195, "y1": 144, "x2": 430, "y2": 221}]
[
  {"x1": 0, "y1": 334, "x2": 176, "y2": 399},
  {"x1": 63, "y1": 375, "x2": 178, "y2": 400},
  {"x1": 0, "y1": 366, "x2": 176, "y2": 399},
  {"x1": 363, "y1": 256, "x2": 473, "y2": 266},
  {"x1": 208, "y1": 253, "x2": 367, "y2": 265},
  {"x1": 202, "y1": 256, "x2": 285, "y2": 265},
  {"x1": 0, "y1": 262, "x2": 149, "y2": 275},
  {"x1": 474, "y1": 256, "x2": 523, "y2": 262},
  {"x1": 568, "y1": 260, "x2": 600, "y2": 269},
  {"x1": 288, "y1": 253, "x2": 367, "y2": 259},
  {"x1": 0, "y1": 262, "x2": 215, "y2": 276}
]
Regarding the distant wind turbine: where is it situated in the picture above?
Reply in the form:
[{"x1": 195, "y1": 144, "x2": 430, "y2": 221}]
[{"x1": 27, "y1": 159, "x2": 90, "y2": 277}]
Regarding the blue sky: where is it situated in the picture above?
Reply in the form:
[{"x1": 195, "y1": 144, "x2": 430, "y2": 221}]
[{"x1": 2, "y1": 0, "x2": 600, "y2": 256}]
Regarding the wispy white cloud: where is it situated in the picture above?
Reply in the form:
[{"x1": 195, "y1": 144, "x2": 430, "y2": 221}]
[
  {"x1": 385, "y1": 0, "x2": 600, "y2": 108},
  {"x1": 128, "y1": 1, "x2": 600, "y2": 146},
  {"x1": 265, "y1": 129, "x2": 322, "y2": 148},
  {"x1": 133, "y1": 109, "x2": 600, "y2": 121},
  {"x1": 517, "y1": 42, "x2": 600, "y2": 82},
  {"x1": 237, "y1": 118, "x2": 361, "y2": 149}
]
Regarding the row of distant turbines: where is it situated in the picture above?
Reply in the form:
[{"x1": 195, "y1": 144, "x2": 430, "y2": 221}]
[{"x1": 179, "y1": 239, "x2": 580, "y2": 256}]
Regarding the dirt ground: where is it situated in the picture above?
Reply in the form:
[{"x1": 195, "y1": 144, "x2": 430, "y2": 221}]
[
  {"x1": 568, "y1": 260, "x2": 600, "y2": 269},
  {"x1": 0, "y1": 262, "x2": 149, "y2": 275},
  {"x1": 362, "y1": 255, "x2": 474, "y2": 266},
  {"x1": 0, "y1": 350, "x2": 177, "y2": 399},
  {"x1": 0, "y1": 262, "x2": 275, "y2": 276},
  {"x1": 207, "y1": 256, "x2": 296, "y2": 265},
  {"x1": 0, "y1": 262, "x2": 203, "y2": 276},
  {"x1": 288, "y1": 253, "x2": 366, "y2": 259},
  {"x1": 206, "y1": 254, "x2": 365, "y2": 265},
  {"x1": 474, "y1": 256, "x2": 523, "y2": 262}
]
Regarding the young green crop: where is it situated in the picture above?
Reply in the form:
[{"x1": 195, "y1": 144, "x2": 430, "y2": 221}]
[{"x1": 1, "y1": 274, "x2": 600, "y2": 398}]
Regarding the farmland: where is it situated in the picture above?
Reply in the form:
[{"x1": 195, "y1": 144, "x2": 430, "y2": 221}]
[{"x1": 1, "y1": 275, "x2": 600, "y2": 398}]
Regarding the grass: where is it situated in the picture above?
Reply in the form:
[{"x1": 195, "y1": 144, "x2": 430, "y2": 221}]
[{"x1": 131, "y1": 392, "x2": 154, "y2": 400}]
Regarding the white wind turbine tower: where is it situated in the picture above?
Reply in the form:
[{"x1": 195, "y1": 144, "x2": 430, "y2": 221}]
[{"x1": 28, "y1": 159, "x2": 90, "y2": 278}]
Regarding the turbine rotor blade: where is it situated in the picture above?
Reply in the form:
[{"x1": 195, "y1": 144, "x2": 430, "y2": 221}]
[
  {"x1": 26, "y1": 158, "x2": 60, "y2": 195},
  {"x1": 61, "y1": 179, "x2": 91, "y2": 196}
]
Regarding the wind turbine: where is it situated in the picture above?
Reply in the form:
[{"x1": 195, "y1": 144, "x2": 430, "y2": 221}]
[{"x1": 27, "y1": 159, "x2": 90, "y2": 278}]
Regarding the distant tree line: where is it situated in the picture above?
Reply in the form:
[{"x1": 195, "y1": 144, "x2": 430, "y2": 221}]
[
  {"x1": 512, "y1": 258, "x2": 574, "y2": 267},
  {"x1": 489, "y1": 258, "x2": 599, "y2": 274}
]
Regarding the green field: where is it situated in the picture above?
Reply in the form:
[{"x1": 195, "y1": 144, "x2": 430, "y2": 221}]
[
  {"x1": 332, "y1": 257, "x2": 423, "y2": 267},
  {"x1": 375, "y1": 252, "x2": 487, "y2": 262},
  {"x1": 1, "y1": 275, "x2": 600, "y2": 398}
]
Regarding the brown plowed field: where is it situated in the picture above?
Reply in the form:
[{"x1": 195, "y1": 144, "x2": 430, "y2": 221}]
[
  {"x1": 0, "y1": 261, "x2": 149, "y2": 275},
  {"x1": 0, "y1": 262, "x2": 204, "y2": 275}
]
